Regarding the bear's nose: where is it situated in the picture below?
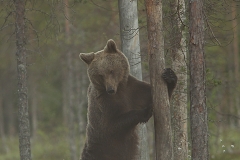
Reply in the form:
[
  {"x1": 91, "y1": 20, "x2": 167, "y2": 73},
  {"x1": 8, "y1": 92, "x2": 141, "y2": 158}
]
[{"x1": 107, "y1": 87, "x2": 115, "y2": 94}]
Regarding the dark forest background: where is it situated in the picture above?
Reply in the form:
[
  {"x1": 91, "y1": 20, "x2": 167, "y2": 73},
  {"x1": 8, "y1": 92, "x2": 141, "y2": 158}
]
[{"x1": 0, "y1": 0, "x2": 239, "y2": 160}]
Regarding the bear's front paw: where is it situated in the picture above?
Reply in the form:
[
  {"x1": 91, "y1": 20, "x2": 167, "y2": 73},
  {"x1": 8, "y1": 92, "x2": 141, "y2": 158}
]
[
  {"x1": 162, "y1": 68, "x2": 177, "y2": 85},
  {"x1": 139, "y1": 107, "x2": 152, "y2": 123}
]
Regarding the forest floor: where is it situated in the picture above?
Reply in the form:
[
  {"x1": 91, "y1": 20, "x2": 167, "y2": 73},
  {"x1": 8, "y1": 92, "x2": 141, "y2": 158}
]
[
  {"x1": 211, "y1": 152, "x2": 240, "y2": 160},
  {"x1": 0, "y1": 129, "x2": 239, "y2": 160}
]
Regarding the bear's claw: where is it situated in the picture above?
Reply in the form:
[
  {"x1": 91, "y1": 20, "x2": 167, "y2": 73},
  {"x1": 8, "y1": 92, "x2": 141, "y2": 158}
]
[{"x1": 162, "y1": 68, "x2": 177, "y2": 84}]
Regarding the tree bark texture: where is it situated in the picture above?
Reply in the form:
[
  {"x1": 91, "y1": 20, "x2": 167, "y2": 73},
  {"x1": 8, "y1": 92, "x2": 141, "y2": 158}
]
[
  {"x1": 118, "y1": 1, "x2": 149, "y2": 159},
  {"x1": 169, "y1": 0, "x2": 188, "y2": 159},
  {"x1": 119, "y1": 0, "x2": 142, "y2": 79},
  {"x1": 145, "y1": 0, "x2": 173, "y2": 159},
  {"x1": 14, "y1": 0, "x2": 32, "y2": 159},
  {"x1": 189, "y1": 0, "x2": 209, "y2": 159}
]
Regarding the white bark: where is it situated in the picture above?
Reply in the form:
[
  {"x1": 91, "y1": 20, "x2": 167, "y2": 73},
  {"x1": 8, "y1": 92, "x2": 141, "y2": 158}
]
[
  {"x1": 118, "y1": 1, "x2": 149, "y2": 159},
  {"x1": 170, "y1": 0, "x2": 188, "y2": 159}
]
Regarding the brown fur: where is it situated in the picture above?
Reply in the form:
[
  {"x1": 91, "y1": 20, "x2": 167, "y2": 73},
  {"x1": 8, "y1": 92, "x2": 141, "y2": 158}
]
[{"x1": 79, "y1": 39, "x2": 177, "y2": 160}]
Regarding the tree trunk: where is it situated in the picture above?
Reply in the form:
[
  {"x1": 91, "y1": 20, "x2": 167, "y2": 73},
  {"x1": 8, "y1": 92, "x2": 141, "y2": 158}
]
[
  {"x1": 145, "y1": 0, "x2": 173, "y2": 159},
  {"x1": 64, "y1": 0, "x2": 77, "y2": 160},
  {"x1": 14, "y1": 0, "x2": 32, "y2": 159},
  {"x1": 119, "y1": 0, "x2": 142, "y2": 79},
  {"x1": 189, "y1": 0, "x2": 209, "y2": 159},
  {"x1": 118, "y1": 1, "x2": 149, "y2": 159},
  {"x1": 231, "y1": 0, "x2": 240, "y2": 127},
  {"x1": 169, "y1": 0, "x2": 188, "y2": 159}
]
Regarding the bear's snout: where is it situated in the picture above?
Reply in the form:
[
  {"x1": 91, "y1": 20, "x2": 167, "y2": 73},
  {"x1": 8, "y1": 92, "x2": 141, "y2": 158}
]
[{"x1": 106, "y1": 86, "x2": 116, "y2": 95}]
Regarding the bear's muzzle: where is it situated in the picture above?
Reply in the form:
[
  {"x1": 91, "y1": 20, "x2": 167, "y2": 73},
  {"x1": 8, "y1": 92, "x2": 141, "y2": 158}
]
[{"x1": 106, "y1": 86, "x2": 116, "y2": 95}]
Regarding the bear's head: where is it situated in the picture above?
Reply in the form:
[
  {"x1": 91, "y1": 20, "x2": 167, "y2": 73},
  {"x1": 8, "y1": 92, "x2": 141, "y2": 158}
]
[{"x1": 79, "y1": 39, "x2": 130, "y2": 95}]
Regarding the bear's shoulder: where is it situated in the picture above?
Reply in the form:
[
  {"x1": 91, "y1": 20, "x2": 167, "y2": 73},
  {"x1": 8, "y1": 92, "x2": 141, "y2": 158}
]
[{"x1": 126, "y1": 75, "x2": 151, "y2": 93}]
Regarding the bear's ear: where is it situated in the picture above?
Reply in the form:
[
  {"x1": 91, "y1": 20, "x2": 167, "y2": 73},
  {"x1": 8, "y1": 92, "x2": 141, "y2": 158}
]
[
  {"x1": 104, "y1": 39, "x2": 117, "y2": 53},
  {"x1": 79, "y1": 52, "x2": 94, "y2": 65}
]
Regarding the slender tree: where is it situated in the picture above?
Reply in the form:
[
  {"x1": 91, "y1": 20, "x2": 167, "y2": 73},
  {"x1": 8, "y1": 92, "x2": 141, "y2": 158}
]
[
  {"x1": 169, "y1": 0, "x2": 188, "y2": 159},
  {"x1": 118, "y1": 0, "x2": 149, "y2": 159},
  {"x1": 145, "y1": 0, "x2": 173, "y2": 159},
  {"x1": 64, "y1": 0, "x2": 77, "y2": 160},
  {"x1": 119, "y1": 0, "x2": 142, "y2": 78},
  {"x1": 189, "y1": 0, "x2": 209, "y2": 159},
  {"x1": 14, "y1": 0, "x2": 32, "y2": 159}
]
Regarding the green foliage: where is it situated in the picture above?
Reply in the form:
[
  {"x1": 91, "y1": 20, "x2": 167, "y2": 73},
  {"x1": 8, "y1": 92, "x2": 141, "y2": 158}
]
[
  {"x1": 0, "y1": 128, "x2": 71, "y2": 160},
  {"x1": 211, "y1": 153, "x2": 240, "y2": 160},
  {"x1": 32, "y1": 129, "x2": 70, "y2": 160},
  {"x1": 206, "y1": 68, "x2": 222, "y2": 89},
  {"x1": 0, "y1": 138, "x2": 19, "y2": 160},
  {"x1": 209, "y1": 129, "x2": 240, "y2": 160}
]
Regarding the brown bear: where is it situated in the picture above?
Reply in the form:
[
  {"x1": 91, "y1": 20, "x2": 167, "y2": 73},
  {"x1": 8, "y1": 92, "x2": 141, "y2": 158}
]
[{"x1": 79, "y1": 39, "x2": 177, "y2": 160}]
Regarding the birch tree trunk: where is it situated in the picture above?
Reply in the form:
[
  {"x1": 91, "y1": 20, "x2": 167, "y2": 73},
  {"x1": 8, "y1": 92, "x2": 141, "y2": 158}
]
[
  {"x1": 145, "y1": 0, "x2": 173, "y2": 159},
  {"x1": 14, "y1": 0, "x2": 32, "y2": 159},
  {"x1": 189, "y1": 0, "x2": 209, "y2": 159},
  {"x1": 169, "y1": 0, "x2": 188, "y2": 159},
  {"x1": 118, "y1": 1, "x2": 149, "y2": 159}
]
